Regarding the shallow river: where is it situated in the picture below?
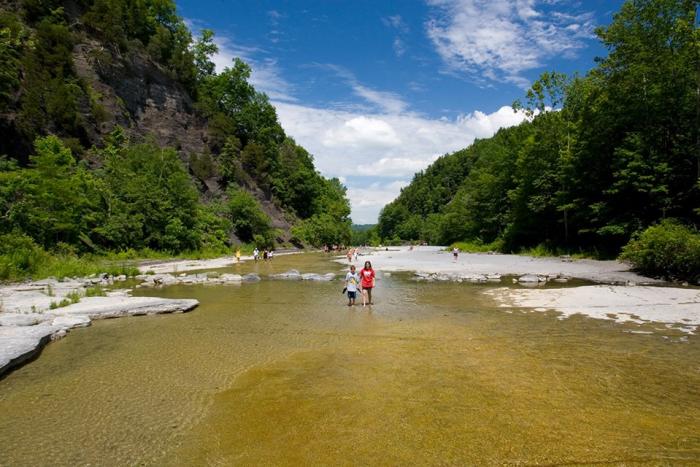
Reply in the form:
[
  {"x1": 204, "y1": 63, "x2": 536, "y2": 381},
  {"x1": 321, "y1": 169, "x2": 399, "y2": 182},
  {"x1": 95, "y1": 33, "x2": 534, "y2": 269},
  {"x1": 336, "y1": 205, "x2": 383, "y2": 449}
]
[{"x1": 0, "y1": 253, "x2": 698, "y2": 465}]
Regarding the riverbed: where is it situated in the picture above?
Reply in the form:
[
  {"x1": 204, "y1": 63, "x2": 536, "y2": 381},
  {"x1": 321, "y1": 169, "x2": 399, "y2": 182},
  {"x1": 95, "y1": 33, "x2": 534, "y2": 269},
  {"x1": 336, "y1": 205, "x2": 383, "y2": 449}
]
[{"x1": 0, "y1": 252, "x2": 698, "y2": 465}]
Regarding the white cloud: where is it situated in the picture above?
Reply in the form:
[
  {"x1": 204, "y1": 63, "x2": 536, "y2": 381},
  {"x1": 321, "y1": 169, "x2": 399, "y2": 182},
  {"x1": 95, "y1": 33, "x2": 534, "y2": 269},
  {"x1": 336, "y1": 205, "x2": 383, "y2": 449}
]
[
  {"x1": 314, "y1": 64, "x2": 409, "y2": 114},
  {"x1": 393, "y1": 37, "x2": 407, "y2": 57},
  {"x1": 274, "y1": 101, "x2": 530, "y2": 222},
  {"x1": 323, "y1": 117, "x2": 401, "y2": 148},
  {"x1": 382, "y1": 14, "x2": 410, "y2": 58},
  {"x1": 355, "y1": 157, "x2": 439, "y2": 177},
  {"x1": 209, "y1": 36, "x2": 297, "y2": 102},
  {"x1": 350, "y1": 84, "x2": 408, "y2": 114},
  {"x1": 425, "y1": 0, "x2": 595, "y2": 86},
  {"x1": 382, "y1": 14, "x2": 409, "y2": 33},
  {"x1": 347, "y1": 181, "x2": 410, "y2": 224}
]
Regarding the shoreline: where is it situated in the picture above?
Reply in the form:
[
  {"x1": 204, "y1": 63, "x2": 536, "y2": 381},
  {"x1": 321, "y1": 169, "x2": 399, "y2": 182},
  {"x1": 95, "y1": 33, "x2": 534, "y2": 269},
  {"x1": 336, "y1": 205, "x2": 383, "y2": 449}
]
[
  {"x1": 0, "y1": 250, "x2": 304, "y2": 378},
  {"x1": 0, "y1": 275, "x2": 200, "y2": 378},
  {"x1": 345, "y1": 246, "x2": 699, "y2": 334},
  {"x1": 138, "y1": 250, "x2": 301, "y2": 274},
  {"x1": 2, "y1": 247, "x2": 697, "y2": 378},
  {"x1": 349, "y1": 246, "x2": 660, "y2": 284}
]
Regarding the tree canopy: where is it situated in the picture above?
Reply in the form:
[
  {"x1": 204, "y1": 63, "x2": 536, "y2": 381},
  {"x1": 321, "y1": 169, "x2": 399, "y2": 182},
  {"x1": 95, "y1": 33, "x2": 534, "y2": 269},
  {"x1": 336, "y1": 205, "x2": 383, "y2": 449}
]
[{"x1": 378, "y1": 0, "x2": 699, "y2": 258}]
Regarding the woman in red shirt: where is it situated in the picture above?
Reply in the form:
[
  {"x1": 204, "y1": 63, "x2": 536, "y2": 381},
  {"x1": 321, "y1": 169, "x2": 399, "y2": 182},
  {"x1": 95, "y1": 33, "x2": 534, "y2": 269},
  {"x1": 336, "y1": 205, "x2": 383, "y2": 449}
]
[{"x1": 360, "y1": 261, "x2": 375, "y2": 306}]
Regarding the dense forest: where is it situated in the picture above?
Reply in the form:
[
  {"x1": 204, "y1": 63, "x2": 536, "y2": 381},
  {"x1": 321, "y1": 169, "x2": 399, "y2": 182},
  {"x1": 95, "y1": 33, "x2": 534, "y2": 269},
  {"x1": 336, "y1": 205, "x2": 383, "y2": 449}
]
[
  {"x1": 0, "y1": 0, "x2": 351, "y2": 279},
  {"x1": 377, "y1": 0, "x2": 699, "y2": 279}
]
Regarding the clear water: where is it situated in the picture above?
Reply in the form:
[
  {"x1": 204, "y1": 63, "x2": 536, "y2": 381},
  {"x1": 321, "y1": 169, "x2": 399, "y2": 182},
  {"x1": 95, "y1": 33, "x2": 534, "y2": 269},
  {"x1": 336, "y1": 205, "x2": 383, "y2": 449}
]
[{"x1": 0, "y1": 254, "x2": 698, "y2": 465}]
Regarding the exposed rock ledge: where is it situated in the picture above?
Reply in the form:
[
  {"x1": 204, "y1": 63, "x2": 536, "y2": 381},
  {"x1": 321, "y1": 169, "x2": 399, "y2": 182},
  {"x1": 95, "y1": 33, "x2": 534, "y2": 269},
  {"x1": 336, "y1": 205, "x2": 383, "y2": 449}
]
[
  {"x1": 484, "y1": 285, "x2": 700, "y2": 334},
  {"x1": 0, "y1": 285, "x2": 198, "y2": 377}
]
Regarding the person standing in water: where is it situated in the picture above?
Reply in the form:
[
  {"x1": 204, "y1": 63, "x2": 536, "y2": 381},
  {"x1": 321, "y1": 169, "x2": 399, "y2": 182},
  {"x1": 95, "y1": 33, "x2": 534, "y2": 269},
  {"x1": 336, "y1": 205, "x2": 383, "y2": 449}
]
[
  {"x1": 235, "y1": 248, "x2": 241, "y2": 263},
  {"x1": 253, "y1": 247, "x2": 259, "y2": 262},
  {"x1": 452, "y1": 246, "x2": 459, "y2": 262},
  {"x1": 360, "y1": 261, "x2": 376, "y2": 306},
  {"x1": 345, "y1": 265, "x2": 360, "y2": 307}
]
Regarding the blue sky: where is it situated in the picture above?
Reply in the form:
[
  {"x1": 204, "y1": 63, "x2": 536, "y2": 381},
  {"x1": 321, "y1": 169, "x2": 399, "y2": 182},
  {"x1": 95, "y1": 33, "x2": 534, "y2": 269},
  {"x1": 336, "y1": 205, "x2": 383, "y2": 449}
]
[{"x1": 179, "y1": 0, "x2": 625, "y2": 223}]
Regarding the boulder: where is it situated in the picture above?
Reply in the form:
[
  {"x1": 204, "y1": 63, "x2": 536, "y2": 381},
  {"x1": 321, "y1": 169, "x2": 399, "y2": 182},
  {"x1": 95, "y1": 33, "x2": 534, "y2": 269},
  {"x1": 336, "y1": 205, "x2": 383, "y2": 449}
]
[
  {"x1": 272, "y1": 270, "x2": 302, "y2": 280},
  {"x1": 301, "y1": 273, "x2": 335, "y2": 281},
  {"x1": 242, "y1": 273, "x2": 261, "y2": 282},
  {"x1": 219, "y1": 274, "x2": 243, "y2": 282}
]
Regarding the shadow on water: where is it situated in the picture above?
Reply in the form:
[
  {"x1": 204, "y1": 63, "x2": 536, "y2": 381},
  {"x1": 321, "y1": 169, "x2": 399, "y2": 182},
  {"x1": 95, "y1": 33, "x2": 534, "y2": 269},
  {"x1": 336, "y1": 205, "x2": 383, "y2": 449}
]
[{"x1": 0, "y1": 253, "x2": 698, "y2": 465}]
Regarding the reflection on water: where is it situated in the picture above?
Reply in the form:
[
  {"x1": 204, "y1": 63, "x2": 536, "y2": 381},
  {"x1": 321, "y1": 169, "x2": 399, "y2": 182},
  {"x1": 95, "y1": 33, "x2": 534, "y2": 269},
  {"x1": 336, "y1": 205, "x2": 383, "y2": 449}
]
[{"x1": 0, "y1": 253, "x2": 698, "y2": 465}]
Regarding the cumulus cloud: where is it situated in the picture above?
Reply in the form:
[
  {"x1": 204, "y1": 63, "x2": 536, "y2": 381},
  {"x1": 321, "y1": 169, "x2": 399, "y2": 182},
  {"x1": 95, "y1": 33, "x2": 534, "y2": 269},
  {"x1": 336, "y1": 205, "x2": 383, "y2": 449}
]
[
  {"x1": 347, "y1": 181, "x2": 410, "y2": 224},
  {"x1": 275, "y1": 102, "x2": 528, "y2": 178},
  {"x1": 425, "y1": 0, "x2": 595, "y2": 86},
  {"x1": 274, "y1": 101, "x2": 530, "y2": 222},
  {"x1": 323, "y1": 117, "x2": 401, "y2": 148}
]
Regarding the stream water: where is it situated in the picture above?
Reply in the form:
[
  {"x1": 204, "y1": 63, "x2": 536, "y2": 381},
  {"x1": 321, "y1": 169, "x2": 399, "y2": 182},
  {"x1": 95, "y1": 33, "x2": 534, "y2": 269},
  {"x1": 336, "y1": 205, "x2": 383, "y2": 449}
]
[{"x1": 0, "y1": 253, "x2": 698, "y2": 465}]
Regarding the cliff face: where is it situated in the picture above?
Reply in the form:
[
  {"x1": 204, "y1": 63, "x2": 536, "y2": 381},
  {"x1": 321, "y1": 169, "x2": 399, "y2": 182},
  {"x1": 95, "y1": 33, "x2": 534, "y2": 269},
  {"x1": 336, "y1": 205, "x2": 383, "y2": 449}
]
[
  {"x1": 72, "y1": 39, "x2": 208, "y2": 158},
  {"x1": 76, "y1": 41, "x2": 294, "y2": 237},
  {"x1": 0, "y1": 5, "x2": 294, "y2": 239}
]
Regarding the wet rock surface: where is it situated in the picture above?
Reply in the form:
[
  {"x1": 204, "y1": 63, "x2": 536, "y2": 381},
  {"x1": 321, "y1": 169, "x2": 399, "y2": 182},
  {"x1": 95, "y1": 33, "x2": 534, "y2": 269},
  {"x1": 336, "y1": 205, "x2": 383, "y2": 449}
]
[{"x1": 0, "y1": 275, "x2": 200, "y2": 377}]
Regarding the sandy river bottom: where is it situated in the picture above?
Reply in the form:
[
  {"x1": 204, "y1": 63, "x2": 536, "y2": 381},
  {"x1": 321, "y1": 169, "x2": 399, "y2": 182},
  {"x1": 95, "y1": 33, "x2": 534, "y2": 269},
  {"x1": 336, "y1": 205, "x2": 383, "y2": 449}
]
[{"x1": 0, "y1": 253, "x2": 698, "y2": 465}]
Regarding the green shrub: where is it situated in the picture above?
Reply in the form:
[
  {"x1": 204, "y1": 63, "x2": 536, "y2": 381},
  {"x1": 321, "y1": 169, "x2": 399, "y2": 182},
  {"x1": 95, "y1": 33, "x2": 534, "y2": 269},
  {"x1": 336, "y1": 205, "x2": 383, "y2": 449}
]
[
  {"x1": 85, "y1": 285, "x2": 106, "y2": 297},
  {"x1": 451, "y1": 239, "x2": 505, "y2": 253},
  {"x1": 0, "y1": 232, "x2": 50, "y2": 280},
  {"x1": 620, "y1": 220, "x2": 700, "y2": 282},
  {"x1": 66, "y1": 291, "x2": 81, "y2": 304},
  {"x1": 226, "y1": 187, "x2": 273, "y2": 244}
]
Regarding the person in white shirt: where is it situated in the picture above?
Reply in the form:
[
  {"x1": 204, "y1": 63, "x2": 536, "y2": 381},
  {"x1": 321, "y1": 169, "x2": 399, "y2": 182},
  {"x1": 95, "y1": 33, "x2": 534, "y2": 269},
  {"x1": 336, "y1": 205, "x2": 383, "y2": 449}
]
[
  {"x1": 253, "y1": 248, "x2": 259, "y2": 262},
  {"x1": 344, "y1": 265, "x2": 360, "y2": 307}
]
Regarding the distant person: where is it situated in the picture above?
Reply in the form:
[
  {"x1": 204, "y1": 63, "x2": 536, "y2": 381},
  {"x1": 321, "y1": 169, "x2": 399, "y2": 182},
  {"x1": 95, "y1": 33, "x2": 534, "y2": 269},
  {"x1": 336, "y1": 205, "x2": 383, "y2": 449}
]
[
  {"x1": 323, "y1": 244, "x2": 329, "y2": 254},
  {"x1": 235, "y1": 248, "x2": 241, "y2": 263},
  {"x1": 452, "y1": 247, "x2": 459, "y2": 262},
  {"x1": 347, "y1": 249, "x2": 353, "y2": 263},
  {"x1": 269, "y1": 249, "x2": 274, "y2": 260},
  {"x1": 344, "y1": 264, "x2": 360, "y2": 307},
  {"x1": 263, "y1": 249, "x2": 269, "y2": 261},
  {"x1": 353, "y1": 248, "x2": 359, "y2": 262},
  {"x1": 253, "y1": 248, "x2": 259, "y2": 262},
  {"x1": 360, "y1": 261, "x2": 376, "y2": 306}
]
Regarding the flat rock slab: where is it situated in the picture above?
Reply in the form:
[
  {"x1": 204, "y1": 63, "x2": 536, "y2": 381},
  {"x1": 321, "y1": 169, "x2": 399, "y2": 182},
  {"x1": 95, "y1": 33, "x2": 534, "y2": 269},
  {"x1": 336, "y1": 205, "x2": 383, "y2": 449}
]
[
  {"x1": 346, "y1": 246, "x2": 659, "y2": 284},
  {"x1": 0, "y1": 296, "x2": 199, "y2": 377},
  {"x1": 0, "y1": 323, "x2": 61, "y2": 376},
  {"x1": 47, "y1": 296, "x2": 199, "y2": 318},
  {"x1": 484, "y1": 285, "x2": 700, "y2": 333}
]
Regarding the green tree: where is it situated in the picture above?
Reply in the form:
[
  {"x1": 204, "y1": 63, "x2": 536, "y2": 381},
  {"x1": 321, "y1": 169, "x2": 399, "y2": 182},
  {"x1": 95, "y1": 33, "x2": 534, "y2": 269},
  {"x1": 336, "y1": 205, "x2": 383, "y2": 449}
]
[
  {"x1": 193, "y1": 29, "x2": 218, "y2": 82},
  {"x1": 225, "y1": 187, "x2": 273, "y2": 243}
]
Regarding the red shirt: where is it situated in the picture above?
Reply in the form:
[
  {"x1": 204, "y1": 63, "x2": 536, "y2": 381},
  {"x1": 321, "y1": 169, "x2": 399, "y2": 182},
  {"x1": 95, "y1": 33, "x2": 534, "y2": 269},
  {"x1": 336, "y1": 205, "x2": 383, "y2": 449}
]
[{"x1": 360, "y1": 268, "x2": 375, "y2": 288}]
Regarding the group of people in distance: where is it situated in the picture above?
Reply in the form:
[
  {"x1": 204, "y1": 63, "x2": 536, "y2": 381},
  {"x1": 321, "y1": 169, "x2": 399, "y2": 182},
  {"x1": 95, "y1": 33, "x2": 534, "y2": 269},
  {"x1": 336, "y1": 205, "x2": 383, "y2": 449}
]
[
  {"x1": 252, "y1": 247, "x2": 274, "y2": 262},
  {"x1": 346, "y1": 247, "x2": 359, "y2": 263},
  {"x1": 344, "y1": 260, "x2": 375, "y2": 307}
]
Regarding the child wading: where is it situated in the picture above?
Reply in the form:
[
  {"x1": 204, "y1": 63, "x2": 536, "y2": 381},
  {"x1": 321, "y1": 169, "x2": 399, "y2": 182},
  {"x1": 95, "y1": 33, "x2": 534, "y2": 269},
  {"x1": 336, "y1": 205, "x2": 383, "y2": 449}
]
[
  {"x1": 360, "y1": 261, "x2": 376, "y2": 306},
  {"x1": 344, "y1": 265, "x2": 360, "y2": 306}
]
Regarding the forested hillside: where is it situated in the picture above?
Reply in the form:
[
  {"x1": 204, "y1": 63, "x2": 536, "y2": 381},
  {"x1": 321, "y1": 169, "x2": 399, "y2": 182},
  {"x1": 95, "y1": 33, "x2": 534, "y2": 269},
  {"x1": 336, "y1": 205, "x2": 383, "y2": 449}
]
[
  {"x1": 378, "y1": 0, "x2": 699, "y2": 266},
  {"x1": 0, "y1": 0, "x2": 351, "y2": 279}
]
